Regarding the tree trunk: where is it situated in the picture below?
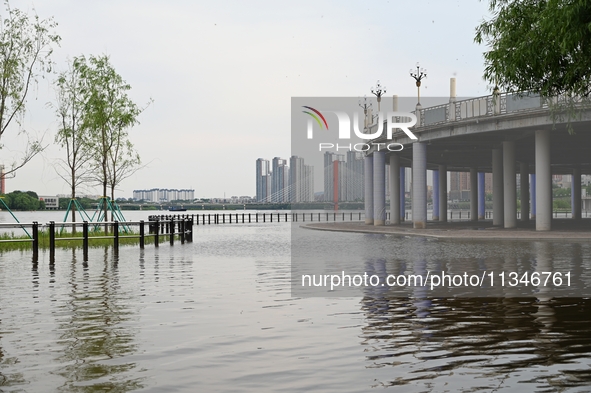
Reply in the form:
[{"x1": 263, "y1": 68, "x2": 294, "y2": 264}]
[{"x1": 71, "y1": 177, "x2": 77, "y2": 234}]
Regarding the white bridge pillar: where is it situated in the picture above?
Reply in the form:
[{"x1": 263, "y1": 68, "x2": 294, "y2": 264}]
[
  {"x1": 432, "y1": 170, "x2": 439, "y2": 221},
  {"x1": 572, "y1": 166, "x2": 582, "y2": 220},
  {"x1": 438, "y1": 164, "x2": 447, "y2": 222},
  {"x1": 470, "y1": 167, "x2": 478, "y2": 221},
  {"x1": 503, "y1": 141, "x2": 517, "y2": 228},
  {"x1": 389, "y1": 154, "x2": 400, "y2": 225},
  {"x1": 373, "y1": 151, "x2": 386, "y2": 226},
  {"x1": 520, "y1": 162, "x2": 530, "y2": 221},
  {"x1": 535, "y1": 130, "x2": 552, "y2": 231},
  {"x1": 492, "y1": 148, "x2": 504, "y2": 226},
  {"x1": 364, "y1": 155, "x2": 374, "y2": 224},
  {"x1": 412, "y1": 142, "x2": 427, "y2": 229}
]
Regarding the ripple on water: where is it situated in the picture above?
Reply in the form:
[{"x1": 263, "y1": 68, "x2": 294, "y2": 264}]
[{"x1": 0, "y1": 222, "x2": 590, "y2": 391}]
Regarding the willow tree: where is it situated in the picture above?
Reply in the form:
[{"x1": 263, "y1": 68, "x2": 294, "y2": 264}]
[
  {"x1": 0, "y1": 3, "x2": 60, "y2": 176},
  {"x1": 475, "y1": 0, "x2": 591, "y2": 97},
  {"x1": 76, "y1": 55, "x2": 143, "y2": 225}
]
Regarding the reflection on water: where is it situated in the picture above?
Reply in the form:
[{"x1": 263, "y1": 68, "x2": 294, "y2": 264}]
[
  {"x1": 0, "y1": 221, "x2": 590, "y2": 391},
  {"x1": 53, "y1": 247, "x2": 143, "y2": 391},
  {"x1": 360, "y1": 295, "x2": 591, "y2": 390}
]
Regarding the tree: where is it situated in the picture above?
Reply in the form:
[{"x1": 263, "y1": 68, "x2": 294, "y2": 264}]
[
  {"x1": 0, "y1": 2, "x2": 60, "y2": 176},
  {"x1": 2, "y1": 190, "x2": 42, "y2": 210},
  {"x1": 106, "y1": 129, "x2": 141, "y2": 209},
  {"x1": 75, "y1": 55, "x2": 145, "y2": 225},
  {"x1": 53, "y1": 58, "x2": 93, "y2": 228},
  {"x1": 475, "y1": 0, "x2": 591, "y2": 98}
]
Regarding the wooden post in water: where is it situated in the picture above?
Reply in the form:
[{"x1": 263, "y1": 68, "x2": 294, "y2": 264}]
[
  {"x1": 114, "y1": 221, "x2": 119, "y2": 250},
  {"x1": 180, "y1": 219, "x2": 185, "y2": 244},
  {"x1": 82, "y1": 221, "x2": 89, "y2": 260},
  {"x1": 32, "y1": 222, "x2": 39, "y2": 259},
  {"x1": 154, "y1": 219, "x2": 160, "y2": 247},
  {"x1": 139, "y1": 220, "x2": 145, "y2": 249},
  {"x1": 49, "y1": 221, "x2": 56, "y2": 260},
  {"x1": 170, "y1": 218, "x2": 175, "y2": 245},
  {"x1": 188, "y1": 218, "x2": 193, "y2": 242}
]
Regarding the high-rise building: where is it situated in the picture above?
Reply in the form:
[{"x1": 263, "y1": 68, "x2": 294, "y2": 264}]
[
  {"x1": 449, "y1": 171, "x2": 492, "y2": 201},
  {"x1": 271, "y1": 157, "x2": 289, "y2": 202},
  {"x1": 256, "y1": 158, "x2": 271, "y2": 202},
  {"x1": 132, "y1": 188, "x2": 194, "y2": 202},
  {"x1": 323, "y1": 152, "x2": 345, "y2": 202},
  {"x1": 271, "y1": 164, "x2": 289, "y2": 203},
  {"x1": 324, "y1": 151, "x2": 367, "y2": 202},
  {"x1": 287, "y1": 156, "x2": 314, "y2": 203},
  {"x1": 344, "y1": 151, "x2": 364, "y2": 202}
]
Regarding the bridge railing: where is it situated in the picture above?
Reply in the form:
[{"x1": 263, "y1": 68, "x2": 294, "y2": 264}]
[{"x1": 416, "y1": 92, "x2": 552, "y2": 127}]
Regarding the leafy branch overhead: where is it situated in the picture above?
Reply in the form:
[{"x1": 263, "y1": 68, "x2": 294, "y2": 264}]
[
  {"x1": 475, "y1": 0, "x2": 591, "y2": 98},
  {"x1": 0, "y1": 2, "x2": 60, "y2": 175}
]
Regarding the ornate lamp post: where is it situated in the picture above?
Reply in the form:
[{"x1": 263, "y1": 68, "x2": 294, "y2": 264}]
[
  {"x1": 358, "y1": 95, "x2": 372, "y2": 131},
  {"x1": 370, "y1": 80, "x2": 386, "y2": 112},
  {"x1": 409, "y1": 63, "x2": 427, "y2": 105}
]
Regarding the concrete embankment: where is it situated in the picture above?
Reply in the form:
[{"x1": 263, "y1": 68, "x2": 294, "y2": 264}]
[{"x1": 302, "y1": 219, "x2": 591, "y2": 241}]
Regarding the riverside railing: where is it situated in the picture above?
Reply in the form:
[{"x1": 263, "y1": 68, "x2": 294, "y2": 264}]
[
  {"x1": 157, "y1": 210, "x2": 590, "y2": 226},
  {"x1": 417, "y1": 92, "x2": 552, "y2": 127}
]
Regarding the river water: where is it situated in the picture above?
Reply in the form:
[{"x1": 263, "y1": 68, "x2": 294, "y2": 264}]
[{"x1": 0, "y1": 210, "x2": 590, "y2": 392}]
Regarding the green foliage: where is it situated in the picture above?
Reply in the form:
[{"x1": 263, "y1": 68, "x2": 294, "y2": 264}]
[
  {"x1": 71, "y1": 55, "x2": 145, "y2": 218},
  {"x1": 552, "y1": 187, "x2": 571, "y2": 198},
  {"x1": 53, "y1": 58, "x2": 93, "y2": 207},
  {"x1": 553, "y1": 198, "x2": 570, "y2": 210},
  {"x1": 475, "y1": 0, "x2": 591, "y2": 98},
  {"x1": 1, "y1": 190, "x2": 43, "y2": 210},
  {"x1": 0, "y1": 2, "x2": 60, "y2": 174}
]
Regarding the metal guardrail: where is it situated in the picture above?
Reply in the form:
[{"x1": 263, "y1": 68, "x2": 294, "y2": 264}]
[{"x1": 418, "y1": 92, "x2": 551, "y2": 127}]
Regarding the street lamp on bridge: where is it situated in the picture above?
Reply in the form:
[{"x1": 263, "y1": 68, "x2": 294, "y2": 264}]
[
  {"x1": 358, "y1": 95, "x2": 372, "y2": 131},
  {"x1": 370, "y1": 80, "x2": 386, "y2": 112},
  {"x1": 410, "y1": 63, "x2": 427, "y2": 106}
]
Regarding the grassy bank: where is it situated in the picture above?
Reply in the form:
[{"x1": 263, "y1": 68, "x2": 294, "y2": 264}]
[{"x1": 0, "y1": 228, "x2": 161, "y2": 252}]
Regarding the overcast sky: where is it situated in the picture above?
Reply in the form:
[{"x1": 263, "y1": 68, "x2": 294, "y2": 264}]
[{"x1": 3, "y1": 0, "x2": 491, "y2": 199}]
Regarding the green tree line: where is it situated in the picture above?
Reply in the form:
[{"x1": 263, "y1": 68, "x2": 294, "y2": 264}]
[{"x1": 0, "y1": 191, "x2": 45, "y2": 210}]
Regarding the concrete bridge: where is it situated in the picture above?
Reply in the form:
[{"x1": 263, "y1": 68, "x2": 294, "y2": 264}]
[{"x1": 365, "y1": 79, "x2": 591, "y2": 231}]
